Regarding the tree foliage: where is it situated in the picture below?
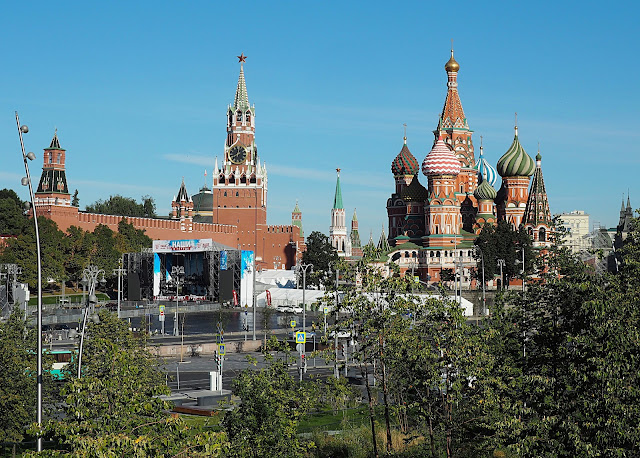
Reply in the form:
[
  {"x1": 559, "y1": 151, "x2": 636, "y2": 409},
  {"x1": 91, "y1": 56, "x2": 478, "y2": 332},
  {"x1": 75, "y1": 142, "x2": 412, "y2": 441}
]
[
  {"x1": 301, "y1": 231, "x2": 338, "y2": 288},
  {"x1": 85, "y1": 194, "x2": 156, "y2": 218},
  {"x1": 36, "y1": 311, "x2": 226, "y2": 457},
  {"x1": 0, "y1": 188, "x2": 27, "y2": 236},
  {"x1": 223, "y1": 354, "x2": 315, "y2": 457},
  {"x1": 474, "y1": 220, "x2": 534, "y2": 287}
]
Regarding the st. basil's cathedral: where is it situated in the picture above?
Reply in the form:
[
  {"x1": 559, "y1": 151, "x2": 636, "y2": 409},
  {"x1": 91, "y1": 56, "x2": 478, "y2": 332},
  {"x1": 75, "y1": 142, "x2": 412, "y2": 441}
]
[{"x1": 329, "y1": 49, "x2": 552, "y2": 284}]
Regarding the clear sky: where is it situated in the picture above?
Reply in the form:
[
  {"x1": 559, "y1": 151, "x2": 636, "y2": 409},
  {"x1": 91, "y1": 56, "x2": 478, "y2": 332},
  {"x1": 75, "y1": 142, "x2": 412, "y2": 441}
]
[{"x1": 1, "y1": 1, "x2": 638, "y2": 241}]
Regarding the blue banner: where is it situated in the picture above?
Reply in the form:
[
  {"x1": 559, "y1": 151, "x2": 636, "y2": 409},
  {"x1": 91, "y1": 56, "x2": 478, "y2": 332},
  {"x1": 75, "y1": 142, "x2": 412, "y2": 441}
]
[{"x1": 220, "y1": 251, "x2": 228, "y2": 271}]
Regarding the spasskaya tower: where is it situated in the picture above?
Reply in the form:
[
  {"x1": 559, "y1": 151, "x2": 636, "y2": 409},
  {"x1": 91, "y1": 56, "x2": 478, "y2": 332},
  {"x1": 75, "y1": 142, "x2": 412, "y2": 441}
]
[{"x1": 211, "y1": 54, "x2": 268, "y2": 260}]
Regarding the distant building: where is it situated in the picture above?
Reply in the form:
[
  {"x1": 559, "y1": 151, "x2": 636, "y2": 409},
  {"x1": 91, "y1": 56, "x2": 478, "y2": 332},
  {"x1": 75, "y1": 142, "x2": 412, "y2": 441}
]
[{"x1": 556, "y1": 211, "x2": 590, "y2": 254}]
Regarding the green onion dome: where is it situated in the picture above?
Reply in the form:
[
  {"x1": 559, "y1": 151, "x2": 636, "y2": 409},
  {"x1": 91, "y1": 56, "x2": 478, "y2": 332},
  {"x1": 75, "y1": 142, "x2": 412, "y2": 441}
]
[
  {"x1": 497, "y1": 128, "x2": 535, "y2": 177},
  {"x1": 473, "y1": 178, "x2": 497, "y2": 201},
  {"x1": 391, "y1": 138, "x2": 419, "y2": 176},
  {"x1": 401, "y1": 175, "x2": 428, "y2": 202}
]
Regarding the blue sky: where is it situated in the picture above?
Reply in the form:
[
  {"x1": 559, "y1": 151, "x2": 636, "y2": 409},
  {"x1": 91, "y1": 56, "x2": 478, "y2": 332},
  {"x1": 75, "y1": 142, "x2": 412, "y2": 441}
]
[{"x1": 1, "y1": 1, "x2": 638, "y2": 241}]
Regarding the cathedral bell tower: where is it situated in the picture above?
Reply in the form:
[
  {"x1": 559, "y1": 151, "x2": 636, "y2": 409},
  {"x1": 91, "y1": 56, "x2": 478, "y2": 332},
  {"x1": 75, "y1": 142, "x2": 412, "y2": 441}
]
[{"x1": 435, "y1": 48, "x2": 478, "y2": 232}]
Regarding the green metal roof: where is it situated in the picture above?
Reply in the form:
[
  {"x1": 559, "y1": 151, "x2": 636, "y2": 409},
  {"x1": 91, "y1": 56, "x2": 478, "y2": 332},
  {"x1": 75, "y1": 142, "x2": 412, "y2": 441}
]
[{"x1": 333, "y1": 172, "x2": 343, "y2": 209}]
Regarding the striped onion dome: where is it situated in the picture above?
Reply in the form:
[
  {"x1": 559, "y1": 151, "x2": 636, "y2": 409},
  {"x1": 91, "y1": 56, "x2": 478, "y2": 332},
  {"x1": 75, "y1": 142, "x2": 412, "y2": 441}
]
[
  {"x1": 474, "y1": 145, "x2": 498, "y2": 187},
  {"x1": 422, "y1": 137, "x2": 461, "y2": 176},
  {"x1": 401, "y1": 175, "x2": 428, "y2": 202},
  {"x1": 497, "y1": 128, "x2": 535, "y2": 177},
  {"x1": 391, "y1": 138, "x2": 419, "y2": 176},
  {"x1": 474, "y1": 178, "x2": 497, "y2": 201}
]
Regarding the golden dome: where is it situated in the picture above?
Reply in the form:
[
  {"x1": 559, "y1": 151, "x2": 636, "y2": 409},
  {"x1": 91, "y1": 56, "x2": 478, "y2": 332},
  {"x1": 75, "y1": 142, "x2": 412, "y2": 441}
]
[{"x1": 445, "y1": 50, "x2": 459, "y2": 72}]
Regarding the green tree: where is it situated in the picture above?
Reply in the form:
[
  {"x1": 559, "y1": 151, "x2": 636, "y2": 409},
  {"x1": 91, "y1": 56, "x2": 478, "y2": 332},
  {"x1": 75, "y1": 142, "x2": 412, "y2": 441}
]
[
  {"x1": 85, "y1": 194, "x2": 157, "y2": 218},
  {"x1": 0, "y1": 216, "x2": 67, "y2": 289},
  {"x1": 474, "y1": 220, "x2": 534, "y2": 287},
  {"x1": 0, "y1": 188, "x2": 27, "y2": 236},
  {"x1": 71, "y1": 189, "x2": 79, "y2": 207},
  {"x1": 63, "y1": 226, "x2": 92, "y2": 290},
  {"x1": 0, "y1": 307, "x2": 38, "y2": 443},
  {"x1": 222, "y1": 354, "x2": 314, "y2": 457},
  {"x1": 38, "y1": 311, "x2": 226, "y2": 456},
  {"x1": 301, "y1": 231, "x2": 338, "y2": 288},
  {"x1": 115, "y1": 218, "x2": 152, "y2": 254}
]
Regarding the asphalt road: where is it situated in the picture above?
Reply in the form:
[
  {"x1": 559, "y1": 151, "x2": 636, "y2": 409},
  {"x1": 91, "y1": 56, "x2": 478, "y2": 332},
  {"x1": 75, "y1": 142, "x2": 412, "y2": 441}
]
[{"x1": 161, "y1": 352, "x2": 348, "y2": 392}]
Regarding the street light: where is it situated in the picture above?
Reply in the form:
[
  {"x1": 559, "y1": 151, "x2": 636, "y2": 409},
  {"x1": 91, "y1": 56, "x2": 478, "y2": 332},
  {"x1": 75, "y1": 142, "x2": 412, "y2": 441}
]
[
  {"x1": 296, "y1": 263, "x2": 313, "y2": 334},
  {"x1": 112, "y1": 256, "x2": 126, "y2": 319},
  {"x1": 497, "y1": 259, "x2": 505, "y2": 290},
  {"x1": 15, "y1": 113, "x2": 44, "y2": 451},
  {"x1": 450, "y1": 238, "x2": 460, "y2": 303},
  {"x1": 518, "y1": 247, "x2": 526, "y2": 292},
  {"x1": 475, "y1": 246, "x2": 486, "y2": 316},
  {"x1": 75, "y1": 265, "x2": 105, "y2": 379},
  {"x1": 172, "y1": 266, "x2": 184, "y2": 337},
  {"x1": 296, "y1": 263, "x2": 313, "y2": 378}
]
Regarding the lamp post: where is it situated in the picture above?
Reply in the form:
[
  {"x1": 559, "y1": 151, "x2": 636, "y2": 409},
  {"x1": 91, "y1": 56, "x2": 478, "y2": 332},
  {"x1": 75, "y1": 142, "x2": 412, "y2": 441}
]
[
  {"x1": 497, "y1": 259, "x2": 505, "y2": 290},
  {"x1": 475, "y1": 247, "x2": 486, "y2": 316},
  {"x1": 15, "y1": 113, "x2": 44, "y2": 451},
  {"x1": 172, "y1": 266, "x2": 184, "y2": 337},
  {"x1": 451, "y1": 238, "x2": 459, "y2": 303},
  {"x1": 519, "y1": 247, "x2": 526, "y2": 292},
  {"x1": 296, "y1": 263, "x2": 313, "y2": 333},
  {"x1": 74, "y1": 266, "x2": 105, "y2": 379},
  {"x1": 112, "y1": 256, "x2": 126, "y2": 319}
]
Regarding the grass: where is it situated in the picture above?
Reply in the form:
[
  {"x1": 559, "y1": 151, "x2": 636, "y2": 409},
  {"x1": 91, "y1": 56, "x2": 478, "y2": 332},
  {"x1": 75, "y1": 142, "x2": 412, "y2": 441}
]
[
  {"x1": 299, "y1": 406, "x2": 378, "y2": 433},
  {"x1": 28, "y1": 292, "x2": 110, "y2": 306}
]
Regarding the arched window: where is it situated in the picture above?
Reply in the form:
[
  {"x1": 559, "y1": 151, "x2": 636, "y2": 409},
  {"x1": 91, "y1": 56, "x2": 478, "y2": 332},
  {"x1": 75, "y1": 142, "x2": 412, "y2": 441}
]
[
  {"x1": 528, "y1": 227, "x2": 533, "y2": 237},
  {"x1": 236, "y1": 111, "x2": 242, "y2": 122},
  {"x1": 436, "y1": 251, "x2": 441, "y2": 258},
  {"x1": 224, "y1": 191, "x2": 227, "y2": 197},
  {"x1": 219, "y1": 174, "x2": 225, "y2": 184},
  {"x1": 246, "y1": 111, "x2": 251, "y2": 123},
  {"x1": 539, "y1": 228, "x2": 546, "y2": 242},
  {"x1": 57, "y1": 154, "x2": 61, "y2": 164},
  {"x1": 235, "y1": 192, "x2": 239, "y2": 197},
  {"x1": 412, "y1": 251, "x2": 417, "y2": 258},
  {"x1": 48, "y1": 154, "x2": 52, "y2": 163}
]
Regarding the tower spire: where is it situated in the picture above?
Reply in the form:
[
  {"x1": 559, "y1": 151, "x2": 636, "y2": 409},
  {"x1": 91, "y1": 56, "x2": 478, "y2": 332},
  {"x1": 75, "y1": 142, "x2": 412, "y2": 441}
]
[
  {"x1": 333, "y1": 168, "x2": 344, "y2": 209},
  {"x1": 234, "y1": 53, "x2": 249, "y2": 110},
  {"x1": 330, "y1": 168, "x2": 347, "y2": 256}
]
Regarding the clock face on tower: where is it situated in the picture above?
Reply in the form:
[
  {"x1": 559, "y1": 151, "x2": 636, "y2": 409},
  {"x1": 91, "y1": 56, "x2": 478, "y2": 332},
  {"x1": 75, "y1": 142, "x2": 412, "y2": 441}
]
[{"x1": 229, "y1": 145, "x2": 247, "y2": 164}]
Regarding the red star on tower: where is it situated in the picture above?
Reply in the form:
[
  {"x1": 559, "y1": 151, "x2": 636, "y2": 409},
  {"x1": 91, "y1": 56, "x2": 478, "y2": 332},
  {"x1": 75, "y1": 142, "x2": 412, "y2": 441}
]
[{"x1": 237, "y1": 53, "x2": 247, "y2": 63}]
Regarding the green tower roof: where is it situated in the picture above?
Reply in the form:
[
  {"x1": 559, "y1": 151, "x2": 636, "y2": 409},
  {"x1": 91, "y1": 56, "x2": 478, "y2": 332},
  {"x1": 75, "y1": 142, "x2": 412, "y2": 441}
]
[{"x1": 333, "y1": 169, "x2": 344, "y2": 209}]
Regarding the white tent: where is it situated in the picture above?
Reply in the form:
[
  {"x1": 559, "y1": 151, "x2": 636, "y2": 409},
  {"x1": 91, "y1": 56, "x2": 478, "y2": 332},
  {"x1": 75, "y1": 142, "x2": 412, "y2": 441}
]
[
  {"x1": 257, "y1": 288, "x2": 326, "y2": 309},
  {"x1": 256, "y1": 269, "x2": 297, "y2": 288}
]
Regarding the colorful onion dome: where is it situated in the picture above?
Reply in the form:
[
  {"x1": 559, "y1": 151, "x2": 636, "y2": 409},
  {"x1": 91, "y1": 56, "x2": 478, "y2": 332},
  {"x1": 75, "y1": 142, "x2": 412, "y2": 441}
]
[
  {"x1": 497, "y1": 128, "x2": 535, "y2": 177},
  {"x1": 474, "y1": 144, "x2": 498, "y2": 187},
  {"x1": 422, "y1": 137, "x2": 461, "y2": 176},
  {"x1": 474, "y1": 178, "x2": 497, "y2": 201},
  {"x1": 401, "y1": 175, "x2": 428, "y2": 202},
  {"x1": 391, "y1": 138, "x2": 419, "y2": 176},
  {"x1": 445, "y1": 49, "x2": 460, "y2": 73}
]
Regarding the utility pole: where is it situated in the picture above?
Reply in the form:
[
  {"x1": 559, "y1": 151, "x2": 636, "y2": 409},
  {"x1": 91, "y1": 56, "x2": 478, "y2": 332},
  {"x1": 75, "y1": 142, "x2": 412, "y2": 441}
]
[
  {"x1": 112, "y1": 256, "x2": 126, "y2": 319},
  {"x1": 172, "y1": 266, "x2": 184, "y2": 336},
  {"x1": 497, "y1": 259, "x2": 505, "y2": 290}
]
